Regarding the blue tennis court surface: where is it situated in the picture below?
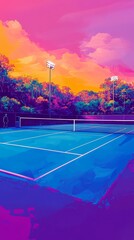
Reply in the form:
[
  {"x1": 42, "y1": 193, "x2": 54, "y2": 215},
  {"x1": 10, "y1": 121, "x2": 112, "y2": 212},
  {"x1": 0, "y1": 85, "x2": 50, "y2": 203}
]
[{"x1": 0, "y1": 124, "x2": 134, "y2": 204}]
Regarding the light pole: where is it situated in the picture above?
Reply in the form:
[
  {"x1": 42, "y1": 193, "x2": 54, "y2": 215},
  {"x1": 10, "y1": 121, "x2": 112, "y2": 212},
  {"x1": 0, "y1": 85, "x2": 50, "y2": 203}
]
[
  {"x1": 122, "y1": 89, "x2": 126, "y2": 112},
  {"x1": 110, "y1": 76, "x2": 118, "y2": 112},
  {"x1": 46, "y1": 60, "x2": 55, "y2": 118}
]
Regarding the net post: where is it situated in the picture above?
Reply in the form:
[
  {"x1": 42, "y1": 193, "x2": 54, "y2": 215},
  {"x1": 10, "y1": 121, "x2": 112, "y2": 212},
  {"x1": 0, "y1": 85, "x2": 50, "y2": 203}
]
[
  {"x1": 73, "y1": 119, "x2": 76, "y2": 132},
  {"x1": 19, "y1": 117, "x2": 21, "y2": 128}
]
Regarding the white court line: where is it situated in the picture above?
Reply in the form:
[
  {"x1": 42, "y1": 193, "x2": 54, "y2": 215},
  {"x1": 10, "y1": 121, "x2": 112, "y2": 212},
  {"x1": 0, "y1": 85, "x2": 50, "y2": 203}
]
[
  {"x1": 0, "y1": 169, "x2": 34, "y2": 181},
  {"x1": 66, "y1": 128, "x2": 126, "y2": 152},
  {"x1": 2, "y1": 142, "x2": 81, "y2": 156},
  {"x1": 5, "y1": 131, "x2": 66, "y2": 144},
  {"x1": 35, "y1": 129, "x2": 133, "y2": 181}
]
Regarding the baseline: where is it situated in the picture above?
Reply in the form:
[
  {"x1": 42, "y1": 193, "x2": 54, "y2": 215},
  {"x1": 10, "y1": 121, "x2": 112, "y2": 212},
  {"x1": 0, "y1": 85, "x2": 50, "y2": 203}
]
[{"x1": 0, "y1": 168, "x2": 34, "y2": 180}]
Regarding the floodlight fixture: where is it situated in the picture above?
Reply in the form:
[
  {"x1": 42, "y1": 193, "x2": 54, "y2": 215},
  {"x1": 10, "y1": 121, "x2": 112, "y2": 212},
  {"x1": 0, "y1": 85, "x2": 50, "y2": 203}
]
[
  {"x1": 46, "y1": 60, "x2": 55, "y2": 69},
  {"x1": 111, "y1": 76, "x2": 118, "y2": 81}
]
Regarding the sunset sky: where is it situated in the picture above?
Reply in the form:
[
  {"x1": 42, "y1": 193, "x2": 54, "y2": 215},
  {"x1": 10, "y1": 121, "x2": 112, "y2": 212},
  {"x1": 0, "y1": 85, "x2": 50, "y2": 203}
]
[{"x1": 0, "y1": 0, "x2": 134, "y2": 92}]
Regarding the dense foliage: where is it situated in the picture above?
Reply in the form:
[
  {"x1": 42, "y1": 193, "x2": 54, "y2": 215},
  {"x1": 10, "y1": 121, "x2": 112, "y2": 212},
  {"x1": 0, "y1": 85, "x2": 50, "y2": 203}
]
[{"x1": 0, "y1": 54, "x2": 134, "y2": 117}]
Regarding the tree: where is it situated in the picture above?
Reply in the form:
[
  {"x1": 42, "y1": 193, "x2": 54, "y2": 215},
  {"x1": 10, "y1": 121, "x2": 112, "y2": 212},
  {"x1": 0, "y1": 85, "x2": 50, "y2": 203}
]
[
  {"x1": 0, "y1": 54, "x2": 14, "y2": 93},
  {"x1": 75, "y1": 101, "x2": 89, "y2": 115},
  {"x1": 20, "y1": 106, "x2": 35, "y2": 113},
  {"x1": 88, "y1": 99, "x2": 102, "y2": 114},
  {"x1": 0, "y1": 96, "x2": 20, "y2": 112},
  {"x1": 78, "y1": 90, "x2": 98, "y2": 103},
  {"x1": 99, "y1": 78, "x2": 134, "y2": 114},
  {"x1": 35, "y1": 96, "x2": 48, "y2": 114}
]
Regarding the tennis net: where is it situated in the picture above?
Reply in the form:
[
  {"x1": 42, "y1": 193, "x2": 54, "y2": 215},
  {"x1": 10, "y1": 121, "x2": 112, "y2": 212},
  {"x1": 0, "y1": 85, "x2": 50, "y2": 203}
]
[{"x1": 17, "y1": 117, "x2": 134, "y2": 134}]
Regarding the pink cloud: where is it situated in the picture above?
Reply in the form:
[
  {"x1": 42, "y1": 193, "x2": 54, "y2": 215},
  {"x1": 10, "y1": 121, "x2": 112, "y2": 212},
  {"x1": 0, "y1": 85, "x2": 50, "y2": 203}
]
[{"x1": 80, "y1": 33, "x2": 129, "y2": 65}]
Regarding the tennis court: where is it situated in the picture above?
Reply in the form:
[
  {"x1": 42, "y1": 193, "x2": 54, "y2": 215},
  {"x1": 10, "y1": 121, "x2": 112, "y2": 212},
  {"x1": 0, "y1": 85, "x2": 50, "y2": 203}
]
[{"x1": 0, "y1": 118, "x2": 134, "y2": 204}]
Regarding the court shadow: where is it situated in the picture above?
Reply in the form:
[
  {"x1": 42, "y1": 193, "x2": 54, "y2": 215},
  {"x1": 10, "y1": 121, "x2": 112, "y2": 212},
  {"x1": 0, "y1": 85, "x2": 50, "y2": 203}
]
[{"x1": 119, "y1": 134, "x2": 134, "y2": 146}]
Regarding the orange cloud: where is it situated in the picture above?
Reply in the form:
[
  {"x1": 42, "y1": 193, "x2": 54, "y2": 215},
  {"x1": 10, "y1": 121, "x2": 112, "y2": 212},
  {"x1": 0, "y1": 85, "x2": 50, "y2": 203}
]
[{"x1": 0, "y1": 20, "x2": 132, "y2": 93}]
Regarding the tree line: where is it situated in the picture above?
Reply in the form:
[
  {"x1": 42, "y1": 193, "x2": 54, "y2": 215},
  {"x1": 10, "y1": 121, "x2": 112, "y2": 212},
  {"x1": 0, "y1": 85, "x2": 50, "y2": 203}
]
[{"x1": 0, "y1": 54, "x2": 134, "y2": 117}]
